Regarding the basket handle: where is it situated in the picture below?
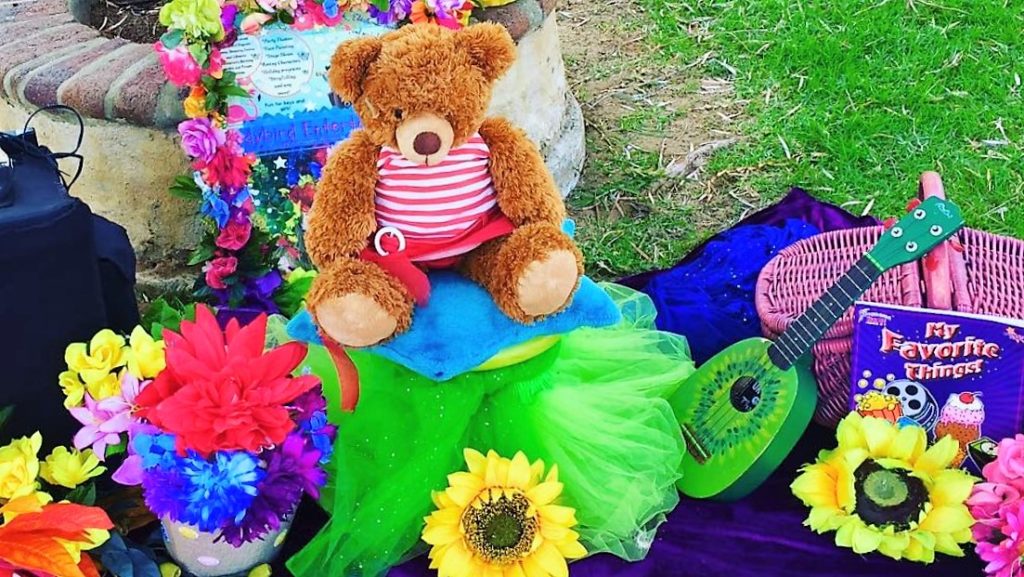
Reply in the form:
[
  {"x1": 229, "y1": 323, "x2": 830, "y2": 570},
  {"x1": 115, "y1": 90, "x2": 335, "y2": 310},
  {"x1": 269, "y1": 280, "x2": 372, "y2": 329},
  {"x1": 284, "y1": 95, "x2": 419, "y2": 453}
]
[{"x1": 918, "y1": 172, "x2": 971, "y2": 311}]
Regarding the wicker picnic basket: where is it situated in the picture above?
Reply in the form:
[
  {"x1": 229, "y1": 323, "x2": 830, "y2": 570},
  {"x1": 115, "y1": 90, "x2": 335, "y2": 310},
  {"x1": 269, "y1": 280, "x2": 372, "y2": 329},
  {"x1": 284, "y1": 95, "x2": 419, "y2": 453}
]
[{"x1": 755, "y1": 172, "x2": 1024, "y2": 427}]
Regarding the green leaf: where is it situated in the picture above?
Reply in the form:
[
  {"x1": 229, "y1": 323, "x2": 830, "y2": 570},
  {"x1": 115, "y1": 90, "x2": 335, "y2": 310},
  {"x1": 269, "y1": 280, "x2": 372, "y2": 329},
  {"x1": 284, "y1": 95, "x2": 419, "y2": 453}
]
[
  {"x1": 160, "y1": 29, "x2": 184, "y2": 50},
  {"x1": 278, "y1": 11, "x2": 295, "y2": 24},
  {"x1": 223, "y1": 84, "x2": 251, "y2": 98},
  {"x1": 106, "y1": 440, "x2": 127, "y2": 458},
  {"x1": 65, "y1": 482, "x2": 97, "y2": 506},
  {"x1": 169, "y1": 175, "x2": 201, "y2": 200},
  {"x1": 188, "y1": 43, "x2": 210, "y2": 68},
  {"x1": 273, "y1": 274, "x2": 315, "y2": 318},
  {"x1": 204, "y1": 92, "x2": 219, "y2": 112},
  {"x1": 187, "y1": 243, "x2": 215, "y2": 266},
  {"x1": 370, "y1": 0, "x2": 390, "y2": 11},
  {"x1": 0, "y1": 405, "x2": 13, "y2": 434}
]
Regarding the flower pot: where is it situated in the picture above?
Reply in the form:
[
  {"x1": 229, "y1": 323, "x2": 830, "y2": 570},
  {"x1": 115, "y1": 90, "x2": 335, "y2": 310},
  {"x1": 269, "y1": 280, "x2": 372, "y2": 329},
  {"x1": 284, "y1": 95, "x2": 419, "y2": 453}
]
[{"x1": 162, "y1": 518, "x2": 291, "y2": 577}]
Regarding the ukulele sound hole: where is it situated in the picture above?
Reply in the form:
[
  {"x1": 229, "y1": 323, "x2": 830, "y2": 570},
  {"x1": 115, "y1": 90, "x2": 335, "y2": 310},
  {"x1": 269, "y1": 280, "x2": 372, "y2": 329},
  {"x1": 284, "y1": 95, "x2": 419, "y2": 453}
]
[{"x1": 730, "y1": 376, "x2": 762, "y2": 413}]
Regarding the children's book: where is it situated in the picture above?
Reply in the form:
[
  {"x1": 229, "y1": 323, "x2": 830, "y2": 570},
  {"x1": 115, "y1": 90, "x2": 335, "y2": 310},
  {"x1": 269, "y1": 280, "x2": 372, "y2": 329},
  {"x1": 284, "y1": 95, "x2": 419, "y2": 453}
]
[{"x1": 849, "y1": 301, "x2": 1024, "y2": 474}]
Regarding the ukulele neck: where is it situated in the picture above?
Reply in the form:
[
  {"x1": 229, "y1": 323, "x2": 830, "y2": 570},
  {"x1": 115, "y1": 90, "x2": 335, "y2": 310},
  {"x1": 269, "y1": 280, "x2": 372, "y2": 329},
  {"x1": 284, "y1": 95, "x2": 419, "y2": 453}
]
[{"x1": 767, "y1": 255, "x2": 883, "y2": 371}]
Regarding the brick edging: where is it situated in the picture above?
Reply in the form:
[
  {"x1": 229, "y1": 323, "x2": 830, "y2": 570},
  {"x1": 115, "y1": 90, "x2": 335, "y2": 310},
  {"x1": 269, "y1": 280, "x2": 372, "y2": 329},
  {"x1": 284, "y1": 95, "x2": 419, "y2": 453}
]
[{"x1": 0, "y1": 0, "x2": 555, "y2": 128}]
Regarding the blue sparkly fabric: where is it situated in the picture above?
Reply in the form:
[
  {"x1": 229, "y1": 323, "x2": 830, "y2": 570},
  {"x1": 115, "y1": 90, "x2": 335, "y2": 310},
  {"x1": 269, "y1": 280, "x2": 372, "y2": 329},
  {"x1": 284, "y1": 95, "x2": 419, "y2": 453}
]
[{"x1": 642, "y1": 219, "x2": 820, "y2": 365}]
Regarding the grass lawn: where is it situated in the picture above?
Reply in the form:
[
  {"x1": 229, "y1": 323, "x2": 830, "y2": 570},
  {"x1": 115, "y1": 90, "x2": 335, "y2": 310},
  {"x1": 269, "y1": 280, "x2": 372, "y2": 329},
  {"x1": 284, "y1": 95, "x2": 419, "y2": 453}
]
[{"x1": 569, "y1": 0, "x2": 1024, "y2": 278}]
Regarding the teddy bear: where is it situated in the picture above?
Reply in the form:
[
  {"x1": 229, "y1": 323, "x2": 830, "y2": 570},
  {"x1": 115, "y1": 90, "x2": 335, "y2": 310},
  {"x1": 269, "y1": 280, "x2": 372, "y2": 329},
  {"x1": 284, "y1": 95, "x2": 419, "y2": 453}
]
[{"x1": 304, "y1": 23, "x2": 584, "y2": 348}]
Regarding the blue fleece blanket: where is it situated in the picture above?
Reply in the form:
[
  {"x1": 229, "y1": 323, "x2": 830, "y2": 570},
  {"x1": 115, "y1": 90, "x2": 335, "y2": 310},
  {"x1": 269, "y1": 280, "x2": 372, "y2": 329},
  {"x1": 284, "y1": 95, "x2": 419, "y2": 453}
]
[{"x1": 287, "y1": 271, "x2": 620, "y2": 381}]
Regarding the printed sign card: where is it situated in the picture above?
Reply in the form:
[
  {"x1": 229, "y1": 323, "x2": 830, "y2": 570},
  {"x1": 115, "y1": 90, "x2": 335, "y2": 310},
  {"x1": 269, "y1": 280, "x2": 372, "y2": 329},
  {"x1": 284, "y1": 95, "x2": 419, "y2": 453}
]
[{"x1": 221, "y1": 14, "x2": 391, "y2": 260}]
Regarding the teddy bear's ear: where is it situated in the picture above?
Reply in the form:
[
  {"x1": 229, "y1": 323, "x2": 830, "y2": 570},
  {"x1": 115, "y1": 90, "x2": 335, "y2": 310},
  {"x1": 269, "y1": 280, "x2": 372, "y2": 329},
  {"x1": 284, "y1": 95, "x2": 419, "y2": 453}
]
[
  {"x1": 456, "y1": 23, "x2": 516, "y2": 83},
  {"x1": 328, "y1": 36, "x2": 384, "y2": 103}
]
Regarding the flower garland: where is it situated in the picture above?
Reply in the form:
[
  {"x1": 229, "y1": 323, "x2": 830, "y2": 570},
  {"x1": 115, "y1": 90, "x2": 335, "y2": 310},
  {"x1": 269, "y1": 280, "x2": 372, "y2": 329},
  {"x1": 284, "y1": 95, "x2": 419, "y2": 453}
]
[{"x1": 158, "y1": 0, "x2": 515, "y2": 315}]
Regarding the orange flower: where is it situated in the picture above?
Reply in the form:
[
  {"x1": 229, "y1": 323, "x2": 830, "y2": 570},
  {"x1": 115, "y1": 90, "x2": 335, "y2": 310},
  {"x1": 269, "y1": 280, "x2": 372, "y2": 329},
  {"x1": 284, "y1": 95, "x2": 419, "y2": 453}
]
[
  {"x1": 183, "y1": 86, "x2": 208, "y2": 119},
  {"x1": 0, "y1": 502, "x2": 113, "y2": 577}
]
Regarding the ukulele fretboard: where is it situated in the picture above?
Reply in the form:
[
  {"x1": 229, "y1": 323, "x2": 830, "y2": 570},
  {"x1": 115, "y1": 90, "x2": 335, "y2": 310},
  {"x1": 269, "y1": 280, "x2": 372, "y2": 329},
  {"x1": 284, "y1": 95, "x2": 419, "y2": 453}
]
[{"x1": 767, "y1": 255, "x2": 883, "y2": 370}]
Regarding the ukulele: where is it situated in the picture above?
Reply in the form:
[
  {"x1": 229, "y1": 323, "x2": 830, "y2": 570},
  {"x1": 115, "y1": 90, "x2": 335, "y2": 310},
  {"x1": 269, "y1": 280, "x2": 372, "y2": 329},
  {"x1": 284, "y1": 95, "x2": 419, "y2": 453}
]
[{"x1": 669, "y1": 195, "x2": 965, "y2": 501}]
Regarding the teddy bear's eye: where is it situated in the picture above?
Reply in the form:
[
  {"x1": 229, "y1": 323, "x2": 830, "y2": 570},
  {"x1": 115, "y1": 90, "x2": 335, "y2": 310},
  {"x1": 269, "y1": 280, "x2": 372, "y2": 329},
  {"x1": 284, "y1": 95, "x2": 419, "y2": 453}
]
[{"x1": 394, "y1": 109, "x2": 404, "y2": 120}]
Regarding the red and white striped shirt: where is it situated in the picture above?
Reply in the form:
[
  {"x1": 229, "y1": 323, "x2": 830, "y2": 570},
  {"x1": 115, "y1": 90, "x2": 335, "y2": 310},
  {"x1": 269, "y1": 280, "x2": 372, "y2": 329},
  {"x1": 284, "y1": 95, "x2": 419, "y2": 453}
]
[{"x1": 374, "y1": 134, "x2": 501, "y2": 262}]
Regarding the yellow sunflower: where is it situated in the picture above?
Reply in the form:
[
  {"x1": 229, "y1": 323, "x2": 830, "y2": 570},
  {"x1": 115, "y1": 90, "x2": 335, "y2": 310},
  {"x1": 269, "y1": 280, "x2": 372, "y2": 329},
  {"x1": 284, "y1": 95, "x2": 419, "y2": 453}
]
[
  {"x1": 422, "y1": 449, "x2": 587, "y2": 577},
  {"x1": 791, "y1": 413, "x2": 976, "y2": 563}
]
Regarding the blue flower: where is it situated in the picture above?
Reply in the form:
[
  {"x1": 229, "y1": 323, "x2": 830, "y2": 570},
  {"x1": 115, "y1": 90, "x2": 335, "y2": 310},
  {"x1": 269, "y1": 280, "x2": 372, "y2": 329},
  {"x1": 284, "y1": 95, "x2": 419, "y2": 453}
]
[
  {"x1": 231, "y1": 186, "x2": 250, "y2": 207},
  {"x1": 200, "y1": 189, "x2": 230, "y2": 228},
  {"x1": 309, "y1": 161, "x2": 322, "y2": 180},
  {"x1": 300, "y1": 411, "x2": 336, "y2": 465},
  {"x1": 133, "y1": 432, "x2": 180, "y2": 471},
  {"x1": 173, "y1": 451, "x2": 265, "y2": 532},
  {"x1": 323, "y1": 0, "x2": 340, "y2": 18}
]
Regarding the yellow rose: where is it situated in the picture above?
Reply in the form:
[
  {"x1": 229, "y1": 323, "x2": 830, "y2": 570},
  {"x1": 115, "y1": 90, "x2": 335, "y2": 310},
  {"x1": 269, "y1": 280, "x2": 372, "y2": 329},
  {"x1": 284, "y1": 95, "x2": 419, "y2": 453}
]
[
  {"x1": 40, "y1": 447, "x2": 106, "y2": 489},
  {"x1": 85, "y1": 371, "x2": 122, "y2": 401},
  {"x1": 59, "y1": 370, "x2": 86, "y2": 408},
  {"x1": 65, "y1": 329, "x2": 128, "y2": 385},
  {"x1": 126, "y1": 326, "x2": 166, "y2": 379},
  {"x1": 183, "y1": 96, "x2": 206, "y2": 119},
  {"x1": 0, "y1": 432, "x2": 42, "y2": 500}
]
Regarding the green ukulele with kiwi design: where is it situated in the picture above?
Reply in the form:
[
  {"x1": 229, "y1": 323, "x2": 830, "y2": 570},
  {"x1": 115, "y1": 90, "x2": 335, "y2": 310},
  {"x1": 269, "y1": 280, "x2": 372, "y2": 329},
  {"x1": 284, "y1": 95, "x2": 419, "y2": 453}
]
[{"x1": 669, "y1": 196, "x2": 965, "y2": 501}]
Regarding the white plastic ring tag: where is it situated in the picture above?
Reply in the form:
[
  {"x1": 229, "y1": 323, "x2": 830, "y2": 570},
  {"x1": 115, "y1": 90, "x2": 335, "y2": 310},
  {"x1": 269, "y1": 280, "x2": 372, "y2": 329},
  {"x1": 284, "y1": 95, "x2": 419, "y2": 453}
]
[{"x1": 374, "y1": 226, "x2": 406, "y2": 256}]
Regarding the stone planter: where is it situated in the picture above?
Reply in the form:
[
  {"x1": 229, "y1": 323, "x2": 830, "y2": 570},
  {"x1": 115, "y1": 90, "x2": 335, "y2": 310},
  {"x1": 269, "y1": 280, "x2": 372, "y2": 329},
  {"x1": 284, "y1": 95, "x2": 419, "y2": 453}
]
[
  {"x1": 163, "y1": 518, "x2": 291, "y2": 577},
  {"x1": 0, "y1": 1, "x2": 584, "y2": 268}
]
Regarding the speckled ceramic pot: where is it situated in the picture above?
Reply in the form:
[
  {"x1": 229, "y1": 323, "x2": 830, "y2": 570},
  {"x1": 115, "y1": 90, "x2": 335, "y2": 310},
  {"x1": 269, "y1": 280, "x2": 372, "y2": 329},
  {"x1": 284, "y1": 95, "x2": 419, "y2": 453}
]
[{"x1": 162, "y1": 518, "x2": 291, "y2": 577}]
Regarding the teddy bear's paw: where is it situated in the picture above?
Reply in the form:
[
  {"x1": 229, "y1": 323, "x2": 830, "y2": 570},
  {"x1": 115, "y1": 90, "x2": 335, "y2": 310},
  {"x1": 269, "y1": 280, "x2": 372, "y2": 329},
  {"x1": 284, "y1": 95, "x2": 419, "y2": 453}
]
[
  {"x1": 515, "y1": 249, "x2": 580, "y2": 318},
  {"x1": 315, "y1": 293, "x2": 400, "y2": 348}
]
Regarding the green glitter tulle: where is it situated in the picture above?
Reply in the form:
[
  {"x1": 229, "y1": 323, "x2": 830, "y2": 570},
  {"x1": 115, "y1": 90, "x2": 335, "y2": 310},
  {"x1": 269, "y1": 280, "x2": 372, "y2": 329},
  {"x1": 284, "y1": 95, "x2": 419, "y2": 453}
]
[{"x1": 278, "y1": 284, "x2": 695, "y2": 577}]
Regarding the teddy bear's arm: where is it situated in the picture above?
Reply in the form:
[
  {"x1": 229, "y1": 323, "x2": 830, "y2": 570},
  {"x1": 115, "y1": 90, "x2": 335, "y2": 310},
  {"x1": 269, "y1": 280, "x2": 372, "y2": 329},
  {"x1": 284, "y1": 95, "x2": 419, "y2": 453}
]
[
  {"x1": 305, "y1": 130, "x2": 381, "y2": 268},
  {"x1": 479, "y1": 117, "x2": 566, "y2": 227}
]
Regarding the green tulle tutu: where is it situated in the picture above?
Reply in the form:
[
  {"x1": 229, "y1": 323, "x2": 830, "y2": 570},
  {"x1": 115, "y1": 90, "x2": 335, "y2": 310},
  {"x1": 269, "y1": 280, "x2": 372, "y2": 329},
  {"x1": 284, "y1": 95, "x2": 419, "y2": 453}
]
[{"x1": 282, "y1": 285, "x2": 695, "y2": 577}]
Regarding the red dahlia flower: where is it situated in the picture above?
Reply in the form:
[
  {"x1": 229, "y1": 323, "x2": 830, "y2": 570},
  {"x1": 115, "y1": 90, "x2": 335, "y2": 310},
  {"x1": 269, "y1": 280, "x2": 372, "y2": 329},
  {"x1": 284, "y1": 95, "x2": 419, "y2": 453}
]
[{"x1": 134, "y1": 305, "x2": 318, "y2": 456}]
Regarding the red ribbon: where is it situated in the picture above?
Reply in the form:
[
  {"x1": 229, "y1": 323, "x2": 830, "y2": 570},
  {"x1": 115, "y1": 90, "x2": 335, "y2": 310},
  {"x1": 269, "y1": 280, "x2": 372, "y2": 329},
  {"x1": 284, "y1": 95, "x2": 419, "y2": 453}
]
[{"x1": 321, "y1": 330, "x2": 361, "y2": 412}]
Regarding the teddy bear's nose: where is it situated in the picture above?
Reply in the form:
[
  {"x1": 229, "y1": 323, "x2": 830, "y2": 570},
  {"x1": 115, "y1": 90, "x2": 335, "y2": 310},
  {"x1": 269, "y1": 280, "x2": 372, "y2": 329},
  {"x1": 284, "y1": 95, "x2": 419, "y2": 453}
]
[{"x1": 413, "y1": 132, "x2": 442, "y2": 156}]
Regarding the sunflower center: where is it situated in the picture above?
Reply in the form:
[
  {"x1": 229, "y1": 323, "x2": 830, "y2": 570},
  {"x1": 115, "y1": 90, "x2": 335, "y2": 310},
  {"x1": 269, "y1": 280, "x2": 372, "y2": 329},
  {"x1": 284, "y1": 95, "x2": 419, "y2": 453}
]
[
  {"x1": 462, "y1": 490, "x2": 538, "y2": 565},
  {"x1": 484, "y1": 513, "x2": 524, "y2": 548},
  {"x1": 853, "y1": 461, "x2": 927, "y2": 530}
]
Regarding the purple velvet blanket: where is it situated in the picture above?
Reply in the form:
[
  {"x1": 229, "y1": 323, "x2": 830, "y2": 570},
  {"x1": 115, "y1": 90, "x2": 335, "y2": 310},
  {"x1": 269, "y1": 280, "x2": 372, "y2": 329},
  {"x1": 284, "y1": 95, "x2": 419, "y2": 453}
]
[{"x1": 387, "y1": 425, "x2": 982, "y2": 577}]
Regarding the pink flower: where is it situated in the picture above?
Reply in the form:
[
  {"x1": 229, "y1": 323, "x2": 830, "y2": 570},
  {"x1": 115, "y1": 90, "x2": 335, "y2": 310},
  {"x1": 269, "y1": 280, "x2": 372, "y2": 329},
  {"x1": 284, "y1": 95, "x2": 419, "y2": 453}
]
[
  {"x1": 178, "y1": 118, "x2": 226, "y2": 163},
  {"x1": 986, "y1": 435, "x2": 1024, "y2": 487},
  {"x1": 69, "y1": 373, "x2": 146, "y2": 459},
  {"x1": 970, "y1": 482, "x2": 1023, "y2": 542},
  {"x1": 977, "y1": 501, "x2": 1024, "y2": 577},
  {"x1": 203, "y1": 256, "x2": 238, "y2": 289},
  {"x1": 215, "y1": 217, "x2": 252, "y2": 250},
  {"x1": 207, "y1": 47, "x2": 225, "y2": 79},
  {"x1": 154, "y1": 42, "x2": 202, "y2": 87}
]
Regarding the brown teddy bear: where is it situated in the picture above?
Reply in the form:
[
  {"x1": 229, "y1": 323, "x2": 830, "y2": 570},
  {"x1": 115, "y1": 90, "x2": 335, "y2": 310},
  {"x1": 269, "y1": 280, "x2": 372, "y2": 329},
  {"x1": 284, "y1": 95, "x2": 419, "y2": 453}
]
[{"x1": 305, "y1": 23, "x2": 584, "y2": 348}]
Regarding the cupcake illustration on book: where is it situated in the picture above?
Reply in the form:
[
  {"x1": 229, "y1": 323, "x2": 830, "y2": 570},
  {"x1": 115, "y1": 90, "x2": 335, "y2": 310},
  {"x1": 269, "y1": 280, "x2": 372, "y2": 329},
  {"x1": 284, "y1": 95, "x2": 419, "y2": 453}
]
[{"x1": 934, "y1": 392, "x2": 985, "y2": 468}]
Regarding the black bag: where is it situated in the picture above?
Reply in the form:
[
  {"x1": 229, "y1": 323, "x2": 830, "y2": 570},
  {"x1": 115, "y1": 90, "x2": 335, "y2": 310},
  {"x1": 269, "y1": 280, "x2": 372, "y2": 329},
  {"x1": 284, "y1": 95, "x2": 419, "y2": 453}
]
[{"x1": 0, "y1": 106, "x2": 140, "y2": 446}]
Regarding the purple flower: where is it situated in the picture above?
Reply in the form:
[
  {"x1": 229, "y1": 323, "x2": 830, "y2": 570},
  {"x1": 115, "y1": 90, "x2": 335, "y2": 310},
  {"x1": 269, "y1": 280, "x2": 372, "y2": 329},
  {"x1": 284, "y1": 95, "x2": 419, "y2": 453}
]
[
  {"x1": 141, "y1": 466, "x2": 190, "y2": 522},
  {"x1": 369, "y1": 0, "x2": 412, "y2": 26},
  {"x1": 179, "y1": 118, "x2": 226, "y2": 163},
  {"x1": 292, "y1": 388, "x2": 327, "y2": 419},
  {"x1": 218, "y1": 4, "x2": 240, "y2": 48},
  {"x1": 218, "y1": 433, "x2": 324, "y2": 546}
]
